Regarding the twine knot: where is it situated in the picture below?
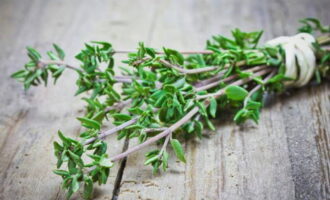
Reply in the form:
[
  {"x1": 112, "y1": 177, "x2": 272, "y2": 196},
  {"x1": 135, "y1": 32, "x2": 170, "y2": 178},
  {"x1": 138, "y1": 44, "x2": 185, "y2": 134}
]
[{"x1": 266, "y1": 33, "x2": 316, "y2": 87}]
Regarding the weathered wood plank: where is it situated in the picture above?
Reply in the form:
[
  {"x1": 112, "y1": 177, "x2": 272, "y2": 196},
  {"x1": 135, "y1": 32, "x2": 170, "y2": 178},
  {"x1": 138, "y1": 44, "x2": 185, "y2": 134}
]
[{"x1": 0, "y1": 0, "x2": 329, "y2": 199}]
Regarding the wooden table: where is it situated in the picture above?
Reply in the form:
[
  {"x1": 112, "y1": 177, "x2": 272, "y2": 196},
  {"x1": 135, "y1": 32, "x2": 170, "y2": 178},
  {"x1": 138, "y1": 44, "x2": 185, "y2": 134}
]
[{"x1": 0, "y1": 0, "x2": 329, "y2": 199}]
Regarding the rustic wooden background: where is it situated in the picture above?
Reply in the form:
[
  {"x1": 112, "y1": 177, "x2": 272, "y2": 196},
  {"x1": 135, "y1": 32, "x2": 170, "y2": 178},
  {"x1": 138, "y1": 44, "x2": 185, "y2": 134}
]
[{"x1": 0, "y1": 0, "x2": 329, "y2": 199}]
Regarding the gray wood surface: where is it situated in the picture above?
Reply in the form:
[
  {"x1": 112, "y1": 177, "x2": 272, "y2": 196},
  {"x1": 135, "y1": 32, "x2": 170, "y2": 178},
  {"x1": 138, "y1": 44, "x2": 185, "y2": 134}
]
[{"x1": 0, "y1": 0, "x2": 329, "y2": 200}]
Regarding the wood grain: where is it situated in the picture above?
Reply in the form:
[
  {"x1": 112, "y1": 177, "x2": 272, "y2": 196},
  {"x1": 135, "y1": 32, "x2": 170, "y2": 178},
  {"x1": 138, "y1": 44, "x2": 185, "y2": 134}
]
[{"x1": 0, "y1": 0, "x2": 329, "y2": 200}]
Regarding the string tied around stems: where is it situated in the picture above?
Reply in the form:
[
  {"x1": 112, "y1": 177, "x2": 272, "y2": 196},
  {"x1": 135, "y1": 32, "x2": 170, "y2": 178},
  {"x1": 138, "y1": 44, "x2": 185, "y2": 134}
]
[{"x1": 266, "y1": 33, "x2": 316, "y2": 87}]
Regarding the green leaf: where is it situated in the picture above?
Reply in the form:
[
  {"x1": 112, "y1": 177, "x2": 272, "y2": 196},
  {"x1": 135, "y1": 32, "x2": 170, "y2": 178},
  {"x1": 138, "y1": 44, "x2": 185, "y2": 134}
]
[
  {"x1": 77, "y1": 117, "x2": 101, "y2": 130},
  {"x1": 186, "y1": 122, "x2": 195, "y2": 133},
  {"x1": 53, "y1": 169, "x2": 69, "y2": 177},
  {"x1": 144, "y1": 155, "x2": 159, "y2": 165},
  {"x1": 172, "y1": 78, "x2": 185, "y2": 88},
  {"x1": 205, "y1": 118, "x2": 215, "y2": 131},
  {"x1": 209, "y1": 98, "x2": 217, "y2": 118},
  {"x1": 47, "y1": 51, "x2": 59, "y2": 60},
  {"x1": 298, "y1": 18, "x2": 330, "y2": 33},
  {"x1": 26, "y1": 46, "x2": 41, "y2": 63},
  {"x1": 196, "y1": 101, "x2": 207, "y2": 116},
  {"x1": 162, "y1": 151, "x2": 169, "y2": 171},
  {"x1": 71, "y1": 176, "x2": 80, "y2": 193},
  {"x1": 112, "y1": 113, "x2": 132, "y2": 121},
  {"x1": 91, "y1": 111, "x2": 105, "y2": 122},
  {"x1": 58, "y1": 130, "x2": 69, "y2": 144},
  {"x1": 11, "y1": 70, "x2": 27, "y2": 79},
  {"x1": 99, "y1": 158, "x2": 113, "y2": 168},
  {"x1": 245, "y1": 100, "x2": 261, "y2": 110},
  {"x1": 53, "y1": 44, "x2": 65, "y2": 60},
  {"x1": 83, "y1": 177, "x2": 94, "y2": 200},
  {"x1": 128, "y1": 107, "x2": 144, "y2": 115},
  {"x1": 163, "y1": 48, "x2": 184, "y2": 65},
  {"x1": 68, "y1": 150, "x2": 84, "y2": 168},
  {"x1": 195, "y1": 121, "x2": 203, "y2": 139},
  {"x1": 170, "y1": 139, "x2": 186, "y2": 163},
  {"x1": 146, "y1": 47, "x2": 156, "y2": 58},
  {"x1": 25, "y1": 69, "x2": 42, "y2": 85},
  {"x1": 225, "y1": 85, "x2": 248, "y2": 101},
  {"x1": 54, "y1": 142, "x2": 64, "y2": 168}
]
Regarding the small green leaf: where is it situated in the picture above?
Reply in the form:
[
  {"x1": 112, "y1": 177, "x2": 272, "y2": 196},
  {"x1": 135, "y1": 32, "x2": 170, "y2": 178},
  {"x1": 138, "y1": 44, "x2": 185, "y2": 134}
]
[
  {"x1": 71, "y1": 176, "x2": 80, "y2": 193},
  {"x1": 11, "y1": 70, "x2": 27, "y2": 79},
  {"x1": 53, "y1": 44, "x2": 65, "y2": 60},
  {"x1": 53, "y1": 169, "x2": 69, "y2": 177},
  {"x1": 91, "y1": 111, "x2": 105, "y2": 122},
  {"x1": 58, "y1": 130, "x2": 69, "y2": 144},
  {"x1": 144, "y1": 155, "x2": 159, "y2": 165},
  {"x1": 163, "y1": 48, "x2": 184, "y2": 65},
  {"x1": 99, "y1": 158, "x2": 113, "y2": 168},
  {"x1": 146, "y1": 47, "x2": 156, "y2": 58},
  {"x1": 205, "y1": 118, "x2": 215, "y2": 131},
  {"x1": 245, "y1": 100, "x2": 261, "y2": 110},
  {"x1": 225, "y1": 85, "x2": 248, "y2": 101},
  {"x1": 196, "y1": 101, "x2": 207, "y2": 116},
  {"x1": 68, "y1": 150, "x2": 84, "y2": 168},
  {"x1": 112, "y1": 113, "x2": 132, "y2": 121},
  {"x1": 172, "y1": 78, "x2": 185, "y2": 88},
  {"x1": 209, "y1": 98, "x2": 217, "y2": 118},
  {"x1": 77, "y1": 117, "x2": 101, "y2": 130},
  {"x1": 26, "y1": 46, "x2": 41, "y2": 63},
  {"x1": 162, "y1": 151, "x2": 169, "y2": 171},
  {"x1": 195, "y1": 121, "x2": 203, "y2": 139},
  {"x1": 170, "y1": 139, "x2": 186, "y2": 163},
  {"x1": 83, "y1": 177, "x2": 94, "y2": 200},
  {"x1": 233, "y1": 108, "x2": 248, "y2": 123}
]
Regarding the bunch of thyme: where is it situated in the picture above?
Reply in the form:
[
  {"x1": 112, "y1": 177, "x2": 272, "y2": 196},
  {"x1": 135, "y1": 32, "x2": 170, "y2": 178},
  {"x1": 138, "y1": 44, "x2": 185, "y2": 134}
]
[{"x1": 11, "y1": 18, "x2": 330, "y2": 199}]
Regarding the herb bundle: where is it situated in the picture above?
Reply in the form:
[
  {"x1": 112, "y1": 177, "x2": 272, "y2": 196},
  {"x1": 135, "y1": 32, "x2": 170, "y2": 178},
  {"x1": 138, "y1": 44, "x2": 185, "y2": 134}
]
[{"x1": 11, "y1": 18, "x2": 330, "y2": 199}]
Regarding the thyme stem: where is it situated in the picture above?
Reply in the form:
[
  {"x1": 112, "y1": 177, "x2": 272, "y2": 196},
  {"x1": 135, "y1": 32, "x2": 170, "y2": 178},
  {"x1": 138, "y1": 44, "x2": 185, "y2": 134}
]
[
  {"x1": 114, "y1": 50, "x2": 215, "y2": 54},
  {"x1": 317, "y1": 34, "x2": 330, "y2": 45},
  {"x1": 144, "y1": 127, "x2": 168, "y2": 133},
  {"x1": 157, "y1": 132, "x2": 172, "y2": 158},
  {"x1": 195, "y1": 65, "x2": 269, "y2": 92},
  {"x1": 114, "y1": 49, "x2": 260, "y2": 55},
  {"x1": 196, "y1": 67, "x2": 274, "y2": 100},
  {"x1": 39, "y1": 60, "x2": 135, "y2": 83},
  {"x1": 110, "y1": 106, "x2": 201, "y2": 161},
  {"x1": 159, "y1": 59, "x2": 218, "y2": 74},
  {"x1": 159, "y1": 60, "x2": 247, "y2": 75},
  {"x1": 243, "y1": 70, "x2": 277, "y2": 106},
  {"x1": 104, "y1": 99, "x2": 132, "y2": 113},
  {"x1": 84, "y1": 117, "x2": 139, "y2": 145}
]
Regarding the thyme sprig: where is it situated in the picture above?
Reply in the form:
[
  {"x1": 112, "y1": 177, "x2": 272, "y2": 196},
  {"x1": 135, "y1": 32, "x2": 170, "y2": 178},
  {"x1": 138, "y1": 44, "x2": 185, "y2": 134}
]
[{"x1": 11, "y1": 18, "x2": 330, "y2": 199}]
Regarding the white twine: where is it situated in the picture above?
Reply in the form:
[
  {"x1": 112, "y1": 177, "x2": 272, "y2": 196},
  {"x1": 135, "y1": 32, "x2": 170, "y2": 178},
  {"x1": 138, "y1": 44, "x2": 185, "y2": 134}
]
[{"x1": 266, "y1": 33, "x2": 316, "y2": 87}]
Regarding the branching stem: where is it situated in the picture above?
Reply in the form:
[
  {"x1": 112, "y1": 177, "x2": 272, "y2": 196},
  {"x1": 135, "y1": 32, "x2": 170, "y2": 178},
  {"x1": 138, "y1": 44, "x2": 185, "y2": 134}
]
[
  {"x1": 104, "y1": 99, "x2": 132, "y2": 113},
  {"x1": 84, "y1": 117, "x2": 139, "y2": 145},
  {"x1": 39, "y1": 59, "x2": 135, "y2": 83},
  {"x1": 110, "y1": 105, "x2": 201, "y2": 161},
  {"x1": 114, "y1": 50, "x2": 214, "y2": 55},
  {"x1": 159, "y1": 60, "x2": 218, "y2": 74},
  {"x1": 196, "y1": 67, "x2": 274, "y2": 100},
  {"x1": 243, "y1": 70, "x2": 277, "y2": 106},
  {"x1": 195, "y1": 65, "x2": 269, "y2": 92},
  {"x1": 159, "y1": 60, "x2": 246, "y2": 75},
  {"x1": 317, "y1": 34, "x2": 330, "y2": 45},
  {"x1": 144, "y1": 127, "x2": 168, "y2": 133},
  {"x1": 157, "y1": 132, "x2": 172, "y2": 158}
]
